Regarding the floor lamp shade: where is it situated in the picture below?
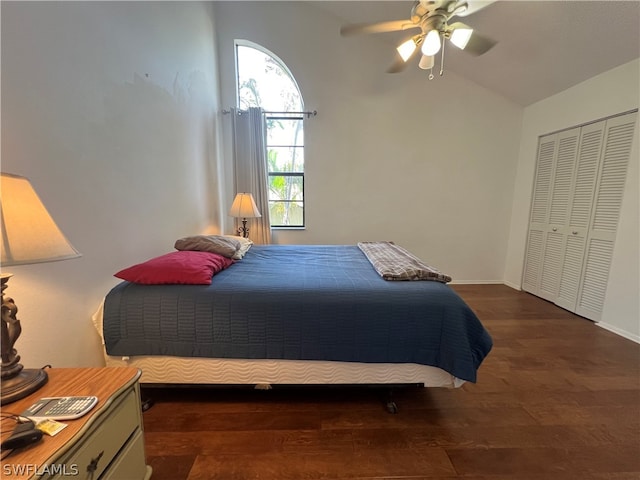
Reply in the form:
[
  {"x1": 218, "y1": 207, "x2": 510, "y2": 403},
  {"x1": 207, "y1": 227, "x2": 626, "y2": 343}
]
[{"x1": 1, "y1": 173, "x2": 81, "y2": 266}]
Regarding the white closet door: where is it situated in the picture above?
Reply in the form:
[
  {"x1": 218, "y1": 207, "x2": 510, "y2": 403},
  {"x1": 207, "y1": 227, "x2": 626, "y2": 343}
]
[
  {"x1": 538, "y1": 128, "x2": 580, "y2": 302},
  {"x1": 555, "y1": 121, "x2": 605, "y2": 311},
  {"x1": 523, "y1": 111, "x2": 636, "y2": 317},
  {"x1": 576, "y1": 112, "x2": 638, "y2": 320},
  {"x1": 522, "y1": 229, "x2": 544, "y2": 293},
  {"x1": 522, "y1": 135, "x2": 556, "y2": 295}
]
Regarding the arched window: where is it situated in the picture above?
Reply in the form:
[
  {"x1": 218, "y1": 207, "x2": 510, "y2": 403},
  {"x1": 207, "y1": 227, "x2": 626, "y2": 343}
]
[{"x1": 235, "y1": 41, "x2": 305, "y2": 228}]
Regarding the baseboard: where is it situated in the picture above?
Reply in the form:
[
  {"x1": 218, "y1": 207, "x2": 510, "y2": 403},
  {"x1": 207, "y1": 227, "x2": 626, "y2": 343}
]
[
  {"x1": 503, "y1": 280, "x2": 522, "y2": 291},
  {"x1": 448, "y1": 280, "x2": 522, "y2": 291},
  {"x1": 596, "y1": 322, "x2": 640, "y2": 344}
]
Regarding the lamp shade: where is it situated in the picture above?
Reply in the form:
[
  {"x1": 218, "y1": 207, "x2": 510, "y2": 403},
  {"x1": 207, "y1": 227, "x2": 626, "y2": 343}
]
[
  {"x1": 450, "y1": 23, "x2": 474, "y2": 50},
  {"x1": 396, "y1": 38, "x2": 417, "y2": 62},
  {"x1": 1, "y1": 173, "x2": 81, "y2": 266},
  {"x1": 418, "y1": 55, "x2": 435, "y2": 70},
  {"x1": 228, "y1": 193, "x2": 261, "y2": 219},
  {"x1": 421, "y1": 30, "x2": 441, "y2": 56}
]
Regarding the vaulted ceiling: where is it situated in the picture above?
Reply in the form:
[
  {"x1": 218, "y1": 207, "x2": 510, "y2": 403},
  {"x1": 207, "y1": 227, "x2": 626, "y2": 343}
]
[{"x1": 314, "y1": 1, "x2": 640, "y2": 106}]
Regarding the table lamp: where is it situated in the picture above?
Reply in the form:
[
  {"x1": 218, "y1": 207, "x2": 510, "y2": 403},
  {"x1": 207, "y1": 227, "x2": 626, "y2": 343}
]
[
  {"x1": 1, "y1": 173, "x2": 81, "y2": 405},
  {"x1": 228, "y1": 192, "x2": 261, "y2": 238}
]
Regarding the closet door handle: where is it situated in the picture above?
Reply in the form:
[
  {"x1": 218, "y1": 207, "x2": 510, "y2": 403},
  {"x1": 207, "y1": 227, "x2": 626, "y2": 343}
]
[
  {"x1": 552, "y1": 227, "x2": 558, "y2": 232},
  {"x1": 572, "y1": 231, "x2": 578, "y2": 235}
]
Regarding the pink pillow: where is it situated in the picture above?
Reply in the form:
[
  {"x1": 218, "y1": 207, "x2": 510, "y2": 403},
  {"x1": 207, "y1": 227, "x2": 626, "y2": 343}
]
[{"x1": 115, "y1": 251, "x2": 233, "y2": 285}]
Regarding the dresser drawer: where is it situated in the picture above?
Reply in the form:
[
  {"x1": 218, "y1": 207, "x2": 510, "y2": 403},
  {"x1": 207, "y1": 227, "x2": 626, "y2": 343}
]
[
  {"x1": 49, "y1": 389, "x2": 139, "y2": 480},
  {"x1": 101, "y1": 430, "x2": 151, "y2": 480}
]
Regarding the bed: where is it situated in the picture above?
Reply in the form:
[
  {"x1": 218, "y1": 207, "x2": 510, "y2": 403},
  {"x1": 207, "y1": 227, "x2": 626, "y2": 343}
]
[{"x1": 93, "y1": 242, "x2": 492, "y2": 408}]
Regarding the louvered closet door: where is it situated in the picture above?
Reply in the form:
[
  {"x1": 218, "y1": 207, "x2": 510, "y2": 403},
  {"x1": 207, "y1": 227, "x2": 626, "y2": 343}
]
[
  {"x1": 555, "y1": 121, "x2": 605, "y2": 311},
  {"x1": 575, "y1": 112, "x2": 638, "y2": 320},
  {"x1": 537, "y1": 128, "x2": 580, "y2": 302},
  {"x1": 522, "y1": 128, "x2": 581, "y2": 301},
  {"x1": 522, "y1": 110, "x2": 637, "y2": 319},
  {"x1": 522, "y1": 135, "x2": 557, "y2": 295}
]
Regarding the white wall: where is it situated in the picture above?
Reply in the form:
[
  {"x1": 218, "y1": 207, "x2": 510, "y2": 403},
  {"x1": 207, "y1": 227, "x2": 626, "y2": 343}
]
[
  {"x1": 1, "y1": 2, "x2": 222, "y2": 368},
  {"x1": 213, "y1": 1, "x2": 524, "y2": 283},
  {"x1": 504, "y1": 59, "x2": 640, "y2": 340}
]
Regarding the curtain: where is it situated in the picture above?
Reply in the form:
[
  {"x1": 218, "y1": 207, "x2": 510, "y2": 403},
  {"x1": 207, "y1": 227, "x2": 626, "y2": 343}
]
[{"x1": 231, "y1": 107, "x2": 272, "y2": 244}]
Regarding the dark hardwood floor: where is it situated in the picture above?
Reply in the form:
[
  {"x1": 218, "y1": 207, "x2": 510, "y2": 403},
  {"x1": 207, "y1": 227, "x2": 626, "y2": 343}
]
[{"x1": 141, "y1": 284, "x2": 640, "y2": 479}]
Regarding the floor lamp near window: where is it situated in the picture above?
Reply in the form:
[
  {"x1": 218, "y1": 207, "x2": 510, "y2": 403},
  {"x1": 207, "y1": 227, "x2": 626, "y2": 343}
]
[
  {"x1": 1, "y1": 173, "x2": 81, "y2": 405},
  {"x1": 229, "y1": 193, "x2": 261, "y2": 239}
]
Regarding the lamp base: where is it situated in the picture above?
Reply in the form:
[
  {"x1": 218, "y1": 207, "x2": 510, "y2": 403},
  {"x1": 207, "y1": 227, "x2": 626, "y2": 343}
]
[
  {"x1": 237, "y1": 218, "x2": 249, "y2": 238},
  {"x1": 1, "y1": 368, "x2": 48, "y2": 405}
]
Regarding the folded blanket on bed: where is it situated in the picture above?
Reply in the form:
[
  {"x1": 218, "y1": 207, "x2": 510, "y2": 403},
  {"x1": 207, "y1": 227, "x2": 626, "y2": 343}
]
[{"x1": 358, "y1": 241, "x2": 452, "y2": 283}]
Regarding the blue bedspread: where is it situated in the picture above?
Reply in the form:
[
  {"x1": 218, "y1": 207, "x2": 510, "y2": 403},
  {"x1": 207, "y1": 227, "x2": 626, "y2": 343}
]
[{"x1": 103, "y1": 245, "x2": 492, "y2": 382}]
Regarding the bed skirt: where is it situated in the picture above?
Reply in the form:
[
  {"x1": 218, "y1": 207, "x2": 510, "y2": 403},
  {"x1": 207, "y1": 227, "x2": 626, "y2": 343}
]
[
  {"x1": 103, "y1": 354, "x2": 465, "y2": 388},
  {"x1": 94, "y1": 301, "x2": 465, "y2": 388}
]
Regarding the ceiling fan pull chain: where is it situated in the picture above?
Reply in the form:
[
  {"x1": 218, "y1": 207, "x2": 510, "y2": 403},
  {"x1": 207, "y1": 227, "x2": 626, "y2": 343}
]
[{"x1": 440, "y1": 33, "x2": 446, "y2": 76}]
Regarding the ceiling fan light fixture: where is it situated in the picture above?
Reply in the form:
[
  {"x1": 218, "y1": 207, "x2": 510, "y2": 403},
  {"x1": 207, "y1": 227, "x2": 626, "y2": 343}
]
[
  {"x1": 418, "y1": 54, "x2": 435, "y2": 70},
  {"x1": 450, "y1": 26, "x2": 473, "y2": 50},
  {"x1": 421, "y1": 30, "x2": 441, "y2": 56},
  {"x1": 397, "y1": 38, "x2": 417, "y2": 62}
]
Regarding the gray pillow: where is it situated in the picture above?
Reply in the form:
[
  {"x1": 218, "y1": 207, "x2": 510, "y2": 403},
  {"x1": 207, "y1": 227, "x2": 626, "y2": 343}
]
[{"x1": 174, "y1": 235, "x2": 240, "y2": 259}]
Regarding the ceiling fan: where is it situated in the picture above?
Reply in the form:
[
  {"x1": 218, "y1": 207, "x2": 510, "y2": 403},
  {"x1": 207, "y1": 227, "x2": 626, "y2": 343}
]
[{"x1": 340, "y1": 0, "x2": 497, "y2": 79}]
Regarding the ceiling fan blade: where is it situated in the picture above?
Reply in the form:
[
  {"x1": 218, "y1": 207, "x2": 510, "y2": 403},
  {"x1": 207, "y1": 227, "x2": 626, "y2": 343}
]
[
  {"x1": 340, "y1": 19, "x2": 420, "y2": 36},
  {"x1": 463, "y1": 31, "x2": 497, "y2": 56}
]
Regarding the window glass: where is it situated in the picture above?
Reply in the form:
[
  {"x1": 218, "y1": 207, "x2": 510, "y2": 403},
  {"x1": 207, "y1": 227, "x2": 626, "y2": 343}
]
[
  {"x1": 236, "y1": 45, "x2": 302, "y2": 112},
  {"x1": 236, "y1": 42, "x2": 305, "y2": 227}
]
